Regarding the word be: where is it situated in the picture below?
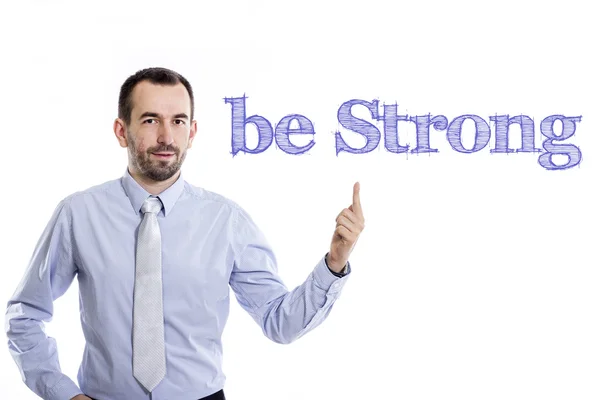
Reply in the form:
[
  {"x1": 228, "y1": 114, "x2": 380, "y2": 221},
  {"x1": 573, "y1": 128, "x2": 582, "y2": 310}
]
[{"x1": 224, "y1": 95, "x2": 583, "y2": 170}]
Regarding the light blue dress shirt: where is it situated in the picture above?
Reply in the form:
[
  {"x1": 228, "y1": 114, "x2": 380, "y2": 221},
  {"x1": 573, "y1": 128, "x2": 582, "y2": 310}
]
[{"x1": 5, "y1": 169, "x2": 350, "y2": 400}]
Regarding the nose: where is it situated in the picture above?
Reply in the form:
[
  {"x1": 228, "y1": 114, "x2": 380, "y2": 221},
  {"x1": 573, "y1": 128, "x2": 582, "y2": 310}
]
[{"x1": 158, "y1": 122, "x2": 174, "y2": 145}]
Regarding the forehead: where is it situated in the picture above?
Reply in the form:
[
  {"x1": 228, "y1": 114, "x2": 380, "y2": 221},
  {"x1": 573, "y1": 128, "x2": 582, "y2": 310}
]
[{"x1": 130, "y1": 80, "x2": 191, "y2": 117}]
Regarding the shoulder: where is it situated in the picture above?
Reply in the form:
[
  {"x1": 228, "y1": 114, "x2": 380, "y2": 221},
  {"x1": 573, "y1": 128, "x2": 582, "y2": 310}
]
[
  {"x1": 182, "y1": 181, "x2": 256, "y2": 224},
  {"x1": 57, "y1": 177, "x2": 122, "y2": 211},
  {"x1": 183, "y1": 182, "x2": 244, "y2": 211},
  {"x1": 37, "y1": 178, "x2": 120, "y2": 229}
]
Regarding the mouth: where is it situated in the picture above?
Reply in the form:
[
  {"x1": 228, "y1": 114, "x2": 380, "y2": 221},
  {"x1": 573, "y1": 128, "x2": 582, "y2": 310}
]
[{"x1": 152, "y1": 152, "x2": 175, "y2": 159}]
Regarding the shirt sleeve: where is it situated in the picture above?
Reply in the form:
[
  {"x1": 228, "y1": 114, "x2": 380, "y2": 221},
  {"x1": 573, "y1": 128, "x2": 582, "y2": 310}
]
[
  {"x1": 4, "y1": 199, "x2": 84, "y2": 400},
  {"x1": 229, "y1": 207, "x2": 351, "y2": 344}
]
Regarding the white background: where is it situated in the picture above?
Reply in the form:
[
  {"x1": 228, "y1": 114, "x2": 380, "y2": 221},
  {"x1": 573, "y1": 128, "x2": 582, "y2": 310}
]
[{"x1": 1, "y1": 1, "x2": 599, "y2": 399}]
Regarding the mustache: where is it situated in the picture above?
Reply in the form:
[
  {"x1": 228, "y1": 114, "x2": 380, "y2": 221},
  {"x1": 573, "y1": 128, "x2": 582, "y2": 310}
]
[{"x1": 147, "y1": 144, "x2": 180, "y2": 155}]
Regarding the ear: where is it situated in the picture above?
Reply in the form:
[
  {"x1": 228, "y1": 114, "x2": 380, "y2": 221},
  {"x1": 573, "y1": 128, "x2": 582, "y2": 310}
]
[
  {"x1": 113, "y1": 118, "x2": 129, "y2": 148},
  {"x1": 187, "y1": 120, "x2": 198, "y2": 149}
]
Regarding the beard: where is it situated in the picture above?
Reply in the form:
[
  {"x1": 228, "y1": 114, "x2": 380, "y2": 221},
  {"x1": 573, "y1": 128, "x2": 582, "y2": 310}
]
[{"x1": 127, "y1": 131, "x2": 187, "y2": 182}]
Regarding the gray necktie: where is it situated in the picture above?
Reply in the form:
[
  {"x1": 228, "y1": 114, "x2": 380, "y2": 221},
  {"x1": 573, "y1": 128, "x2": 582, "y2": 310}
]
[{"x1": 133, "y1": 196, "x2": 166, "y2": 392}]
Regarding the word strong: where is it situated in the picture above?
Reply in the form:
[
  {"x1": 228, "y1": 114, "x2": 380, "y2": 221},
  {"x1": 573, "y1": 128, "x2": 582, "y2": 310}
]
[{"x1": 224, "y1": 95, "x2": 583, "y2": 170}]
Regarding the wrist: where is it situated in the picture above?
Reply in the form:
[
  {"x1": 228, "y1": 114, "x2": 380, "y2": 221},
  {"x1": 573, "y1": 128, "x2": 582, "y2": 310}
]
[{"x1": 325, "y1": 252, "x2": 346, "y2": 273}]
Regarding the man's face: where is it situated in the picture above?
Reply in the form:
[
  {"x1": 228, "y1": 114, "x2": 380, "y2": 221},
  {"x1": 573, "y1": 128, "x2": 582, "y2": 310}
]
[{"x1": 124, "y1": 81, "x2": 196, "y2": 182}]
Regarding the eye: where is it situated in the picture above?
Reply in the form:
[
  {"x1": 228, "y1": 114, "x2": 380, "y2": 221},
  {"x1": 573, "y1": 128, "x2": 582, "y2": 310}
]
[
  {"x1": 143, "y1": 119, "x2": 157, "y2": 124},
  {"x1": 174, "y1": 119, "x2": 185, "y2": 125}
]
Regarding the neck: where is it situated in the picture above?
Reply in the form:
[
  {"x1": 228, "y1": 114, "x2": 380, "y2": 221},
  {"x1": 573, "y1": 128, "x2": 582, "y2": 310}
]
[{"x1": 128, "y1": 166, "x2": 181, "y2": 195}]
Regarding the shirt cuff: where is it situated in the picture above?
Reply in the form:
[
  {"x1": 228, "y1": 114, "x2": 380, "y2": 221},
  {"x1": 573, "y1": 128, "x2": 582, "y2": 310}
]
[
  {"x1": 46, "y1": 375, "x2": 83, "y2": 400},
  {"x1": 313, "y1": 253, "x2": 351, "y2": 292}
]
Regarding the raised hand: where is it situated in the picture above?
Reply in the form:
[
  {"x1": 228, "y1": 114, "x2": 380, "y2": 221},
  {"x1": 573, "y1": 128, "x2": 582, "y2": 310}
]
[{"x1": 327, "y1": 182, "x2": 365, "y2": 273}]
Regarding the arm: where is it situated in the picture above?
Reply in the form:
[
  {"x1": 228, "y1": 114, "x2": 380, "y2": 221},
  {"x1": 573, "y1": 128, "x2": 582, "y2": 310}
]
[
  {"x1": 4, "y1": 199, "x2": 84, "y2": 400},
  {"x1": 229, "y1": 206, "x2": 352, "y2": 345},
  {"x1": 229, "y1": 181, "x2": 364, "y2": 344}
]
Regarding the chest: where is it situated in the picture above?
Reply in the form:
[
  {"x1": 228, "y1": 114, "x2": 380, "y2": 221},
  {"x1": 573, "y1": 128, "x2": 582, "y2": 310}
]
[{"x1": 72, "y1": 206, "x2": 235, "y2": 307}]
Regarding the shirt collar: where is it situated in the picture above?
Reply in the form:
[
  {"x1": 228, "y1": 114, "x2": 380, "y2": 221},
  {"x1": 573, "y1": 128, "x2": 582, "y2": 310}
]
[{"x1": 121, "y1": 168, "x2": 185, "y2": 217}]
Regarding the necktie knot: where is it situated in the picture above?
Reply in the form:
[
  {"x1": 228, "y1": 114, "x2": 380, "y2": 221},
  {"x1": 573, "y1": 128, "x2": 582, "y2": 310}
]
[{"x1": 141, "y1": 197, "x2": 162, "y2": 215}]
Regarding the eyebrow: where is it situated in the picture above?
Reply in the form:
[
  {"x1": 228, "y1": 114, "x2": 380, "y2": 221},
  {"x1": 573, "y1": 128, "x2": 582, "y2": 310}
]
[{"x1": 139, "y1": 112, "x2": 189, "y2": 120}]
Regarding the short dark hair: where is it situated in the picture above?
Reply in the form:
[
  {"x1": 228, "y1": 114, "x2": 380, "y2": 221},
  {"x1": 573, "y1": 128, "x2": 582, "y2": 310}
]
[{"x1": 118, "y1": 67, "x2": 195, "y2": 126}]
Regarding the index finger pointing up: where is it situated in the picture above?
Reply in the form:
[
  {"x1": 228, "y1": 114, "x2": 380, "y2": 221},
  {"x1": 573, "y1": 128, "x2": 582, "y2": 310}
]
[{"x1": 352, "y1": 181, "x2": 363, "y2": 217}]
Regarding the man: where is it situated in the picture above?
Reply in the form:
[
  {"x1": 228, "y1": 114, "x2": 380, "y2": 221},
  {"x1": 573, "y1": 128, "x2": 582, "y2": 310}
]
[{"x1": 5, "y1": 67, "x2": 365, "y2": 400}]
